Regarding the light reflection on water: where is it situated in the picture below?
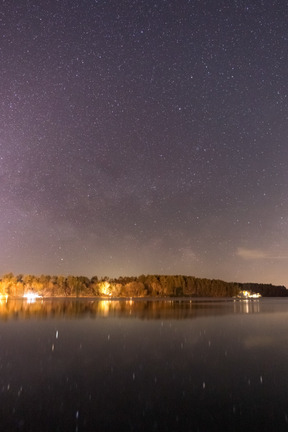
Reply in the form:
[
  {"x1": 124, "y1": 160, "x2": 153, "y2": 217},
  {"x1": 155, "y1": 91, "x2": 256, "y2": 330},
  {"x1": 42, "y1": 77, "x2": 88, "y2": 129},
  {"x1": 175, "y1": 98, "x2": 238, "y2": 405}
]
[
  {"x1": 0, "y1": 297, "x2": 266, "y2": 320},
  {"x1": 233, "y1": 299, "x2": 260, "y2": 314},
  {"x1": 0, "y1": 298, "x2": 288, "y2": 431}
]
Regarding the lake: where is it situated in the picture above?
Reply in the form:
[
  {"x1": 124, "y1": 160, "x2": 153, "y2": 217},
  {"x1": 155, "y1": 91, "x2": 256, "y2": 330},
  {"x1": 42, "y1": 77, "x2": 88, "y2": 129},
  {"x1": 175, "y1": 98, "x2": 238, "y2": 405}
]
[{"x1": 0, "y1": 297, "x2": 288, "y2": 431}]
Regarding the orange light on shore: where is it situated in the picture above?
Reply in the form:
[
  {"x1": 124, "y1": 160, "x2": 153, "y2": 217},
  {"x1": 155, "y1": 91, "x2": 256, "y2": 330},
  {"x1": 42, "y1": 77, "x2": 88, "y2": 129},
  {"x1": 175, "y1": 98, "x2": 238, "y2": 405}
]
[
  {"x1": 99, "y1": 281, "x2": 113, "y2": 296},
  {"x1": 0, "y1": 294, "x2": 8, "y2": 303}
]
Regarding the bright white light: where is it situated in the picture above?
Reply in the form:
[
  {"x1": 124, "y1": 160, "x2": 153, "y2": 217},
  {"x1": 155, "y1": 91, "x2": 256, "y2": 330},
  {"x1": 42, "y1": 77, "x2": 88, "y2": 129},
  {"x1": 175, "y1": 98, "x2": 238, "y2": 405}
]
[
  {"x1": 23, "y1": 292, "x2": 42, "y2": 303},
  {"x1": 238, "y1": 290, "x2": 261, "y2": 299}
]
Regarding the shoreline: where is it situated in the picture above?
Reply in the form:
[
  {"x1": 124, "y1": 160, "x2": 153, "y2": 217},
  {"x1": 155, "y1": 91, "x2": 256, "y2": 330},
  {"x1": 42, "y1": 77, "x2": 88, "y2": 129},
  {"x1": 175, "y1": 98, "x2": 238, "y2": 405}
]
[{"x1": 5, "y1": 295, "x2": 258, "y2": 302}]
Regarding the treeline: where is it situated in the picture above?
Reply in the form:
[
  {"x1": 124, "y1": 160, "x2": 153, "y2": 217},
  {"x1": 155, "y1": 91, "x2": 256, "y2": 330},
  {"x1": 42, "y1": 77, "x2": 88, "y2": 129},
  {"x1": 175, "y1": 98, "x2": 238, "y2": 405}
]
[
  {"x1": 0, "y1": 273, "x2": 287, "y2": 298},
  {"x1": 0, "y1": 273, "x2": 239, "y2": 297},
  {"x1": 240, "y1": 282, "x2": 288, "y2": 297}
]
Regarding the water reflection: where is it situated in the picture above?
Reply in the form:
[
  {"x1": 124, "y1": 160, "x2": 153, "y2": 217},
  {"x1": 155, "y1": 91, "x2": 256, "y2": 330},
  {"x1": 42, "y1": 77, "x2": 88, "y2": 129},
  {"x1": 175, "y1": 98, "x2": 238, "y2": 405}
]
[
  {"x1": 0, "y1": 297, "x2": 275, "y2": 320},
  {"x1": 233, "y1": 299, "x2": 260, "y2": 314},
  {"x1": 0, "y1": 298, "x2": 288, "y2": 431}
]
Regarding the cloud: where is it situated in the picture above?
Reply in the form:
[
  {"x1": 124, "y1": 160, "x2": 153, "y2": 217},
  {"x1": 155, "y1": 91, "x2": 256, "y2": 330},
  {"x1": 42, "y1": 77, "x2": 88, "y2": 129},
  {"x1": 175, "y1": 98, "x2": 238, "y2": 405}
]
[
  {"x1": 237, "y1": 248, "x2": 288, "y2": 261},
  {"x1": 236, "y1": 248, "x2": 267, "y2": 260}
]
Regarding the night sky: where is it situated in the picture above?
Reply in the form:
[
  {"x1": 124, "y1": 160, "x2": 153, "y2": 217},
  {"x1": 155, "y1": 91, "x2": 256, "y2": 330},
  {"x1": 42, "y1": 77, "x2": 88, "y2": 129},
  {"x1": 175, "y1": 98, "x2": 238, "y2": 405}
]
[{"x1": 1, "y1": 0, "x2": 288, "y2": 285}]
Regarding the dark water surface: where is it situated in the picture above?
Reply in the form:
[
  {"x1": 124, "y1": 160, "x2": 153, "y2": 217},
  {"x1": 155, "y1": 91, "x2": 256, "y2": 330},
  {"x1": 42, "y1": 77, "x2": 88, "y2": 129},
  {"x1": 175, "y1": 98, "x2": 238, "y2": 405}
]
[{"x1": 0, "y1": 298, "x2": 288, "y2": 431}]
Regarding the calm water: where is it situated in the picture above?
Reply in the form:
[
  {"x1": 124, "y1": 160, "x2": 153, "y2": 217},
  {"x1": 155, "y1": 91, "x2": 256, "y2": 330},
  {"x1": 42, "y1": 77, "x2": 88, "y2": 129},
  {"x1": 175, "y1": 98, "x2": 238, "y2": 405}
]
[{"x1": 0, "y1": 298, "x2": 288, "y2": 431}]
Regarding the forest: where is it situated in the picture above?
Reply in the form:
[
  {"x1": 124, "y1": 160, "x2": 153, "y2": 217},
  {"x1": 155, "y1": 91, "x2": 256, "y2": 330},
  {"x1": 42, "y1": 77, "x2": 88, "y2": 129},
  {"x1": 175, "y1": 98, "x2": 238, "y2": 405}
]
[{"x1": 0, "y1": 273, "x2": 287, "y2": 298}]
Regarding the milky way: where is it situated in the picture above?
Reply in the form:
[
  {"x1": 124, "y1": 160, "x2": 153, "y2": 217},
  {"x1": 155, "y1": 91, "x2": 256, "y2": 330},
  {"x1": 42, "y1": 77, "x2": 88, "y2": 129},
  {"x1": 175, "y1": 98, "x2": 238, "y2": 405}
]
[{"x1": 1, "y1": 0, "x2": 287, "y2": 283}]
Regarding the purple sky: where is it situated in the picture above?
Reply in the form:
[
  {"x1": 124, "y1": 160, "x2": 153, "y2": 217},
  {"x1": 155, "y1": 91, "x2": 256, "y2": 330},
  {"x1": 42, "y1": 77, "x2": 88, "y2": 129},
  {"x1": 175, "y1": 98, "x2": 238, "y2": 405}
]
[{"x1": 1, "y1": 0, "x2": 288, "y2": 285}]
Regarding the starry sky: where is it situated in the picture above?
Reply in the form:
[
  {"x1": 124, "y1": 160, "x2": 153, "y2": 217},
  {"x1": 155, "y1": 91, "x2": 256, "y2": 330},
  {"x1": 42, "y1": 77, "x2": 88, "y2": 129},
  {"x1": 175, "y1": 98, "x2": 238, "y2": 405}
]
[{"x1": 1, "y1": 0, "x2": 288, "y2": 285}]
